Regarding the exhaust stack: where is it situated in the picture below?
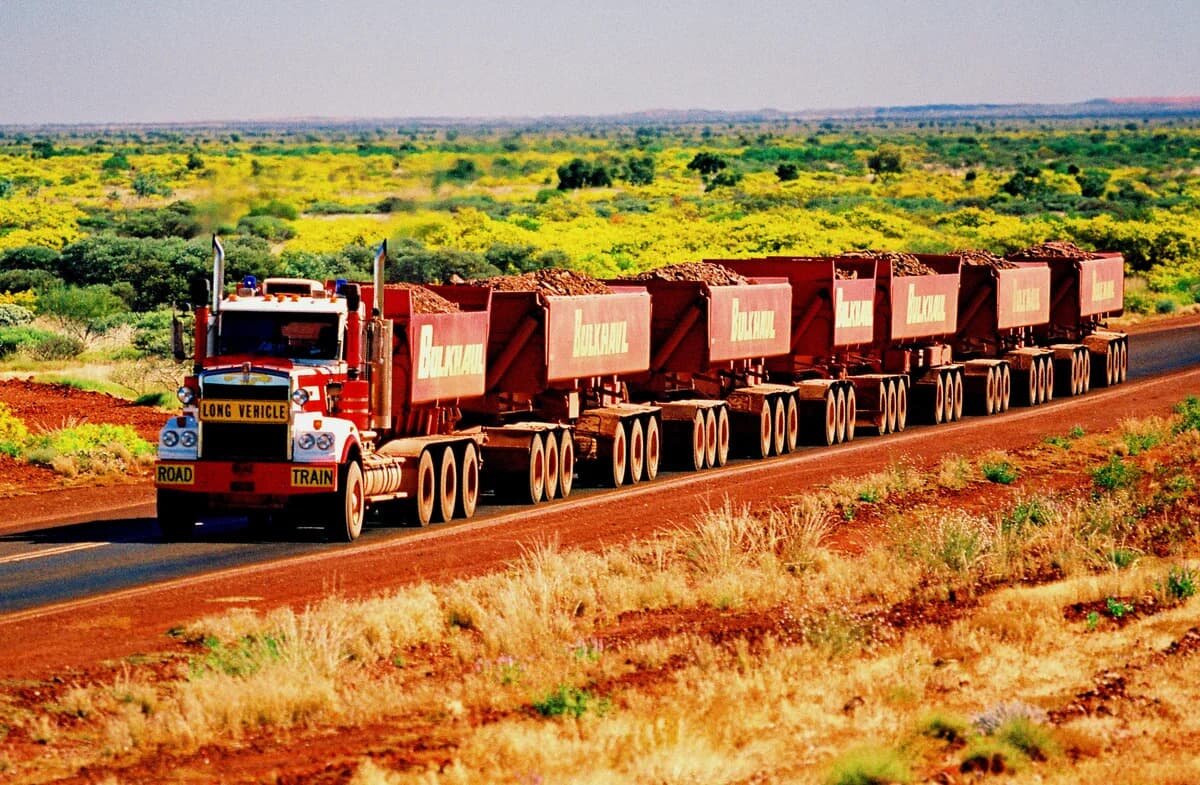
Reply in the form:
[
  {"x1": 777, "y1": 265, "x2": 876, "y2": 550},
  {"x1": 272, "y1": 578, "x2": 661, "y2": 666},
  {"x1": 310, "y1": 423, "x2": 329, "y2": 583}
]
[
  {"x1": 211, "y1": 235, "x2": 225, "y2": 316},
  {"x1": 367, "y1": 241, "x2": 393, "y2": 432}
]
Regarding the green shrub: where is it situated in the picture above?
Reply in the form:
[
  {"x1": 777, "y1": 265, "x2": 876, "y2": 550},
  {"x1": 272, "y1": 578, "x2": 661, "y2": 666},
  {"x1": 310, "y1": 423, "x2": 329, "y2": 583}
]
[
  {"x1": 24, "y1": 423, "x2": 153, "y2": 475},
  {"x1": 1002, "y1": 496, "x2": 1052, "y2": 532},
  {"x1": 1106, "y1": 548, "x2": 1139, "y2": 569},
  {"x1": 532, "y1": 685, "x2": 608, "y2": 718},
  {"x1": 0, "y1": 325, "x2": 56, "y2": 357},
  {"x1": 0, "y1": 402, "x2": 29, "y2": 456},
  {"x1": 982, "y1": 461, "x2": 1018, "y2": 484},
  {"x1": 1174, "y1": 396, "x2": 1200, "y2": 434},
  {"x1": 1167, "y1": 566, "x2": 1197, "y2": 601},
  {"x1": 825, "y1": 746, "x2": 911, "y2": 785},
  {"x1": 29, "y1": 333, "x2": 85, "y2": 360},
  {"x1": 1155, "y1": 298, "x2": 1177, "y2": 314},
  {"x1": 1105, "y1": 597, "x2": 1133, "y2": 619},
  {"x1": 917, "y1": 712, "x2": 970, "y2": 744},
  {"x1": 0, "y1": 304, "x2": 34, "y2": 327},
  {"x1": 1093, "y1": 455, "x2": 1136, "y2": 491}
]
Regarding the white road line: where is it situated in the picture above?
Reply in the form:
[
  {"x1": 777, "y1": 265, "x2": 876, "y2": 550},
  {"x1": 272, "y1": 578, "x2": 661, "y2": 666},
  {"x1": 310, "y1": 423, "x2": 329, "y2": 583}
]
[{"x1": 0, "y1": 542, "x2": 109, "y2": 565}]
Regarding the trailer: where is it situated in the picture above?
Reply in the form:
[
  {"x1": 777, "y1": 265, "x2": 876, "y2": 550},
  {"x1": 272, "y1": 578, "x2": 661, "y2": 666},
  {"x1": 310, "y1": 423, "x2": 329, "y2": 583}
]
[
  {"x1": 1029, "y1": 253, "x2": 1128, "y2": 389},
  {"x1": 432, "y1": 282, "x2": 660, "y2": 500},
  {"x1": 609, "y1": 272, "x2": 797, "y2": 470}
]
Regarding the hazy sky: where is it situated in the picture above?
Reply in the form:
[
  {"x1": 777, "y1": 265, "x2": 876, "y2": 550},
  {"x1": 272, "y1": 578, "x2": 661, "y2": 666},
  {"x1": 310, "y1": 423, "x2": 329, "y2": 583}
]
[{"x1": 2, "y1": 0, "x2": 1198, "y2": 125}]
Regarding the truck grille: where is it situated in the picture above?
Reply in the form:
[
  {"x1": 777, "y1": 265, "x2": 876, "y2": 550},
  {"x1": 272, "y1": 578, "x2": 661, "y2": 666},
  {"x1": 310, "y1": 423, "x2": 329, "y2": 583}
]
[{"x1": 200, "y1": 380, "x2": 290, "y2": 461}]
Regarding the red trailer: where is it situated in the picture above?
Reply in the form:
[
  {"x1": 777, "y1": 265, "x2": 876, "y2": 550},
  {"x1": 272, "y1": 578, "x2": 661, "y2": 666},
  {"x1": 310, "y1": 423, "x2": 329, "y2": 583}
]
[
  {"x1": 946, "y1": 256, "x2": 1054, "y2": 412},
  {"x1": 433, "y1": 284, "x2": 660, "y2": 500},
  {"x1": 609, "y1": 274, "x2": 797, "y2": 470},
  {"x1": 1031, "y1": 253, "x2": 1128, "y2": 388}
]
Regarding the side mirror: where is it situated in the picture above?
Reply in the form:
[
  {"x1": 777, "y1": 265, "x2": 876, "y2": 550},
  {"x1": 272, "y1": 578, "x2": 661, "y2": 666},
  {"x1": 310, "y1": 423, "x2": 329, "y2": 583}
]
[{"x1": 171, "y1": 313, "x2": 187, "y2": 362}]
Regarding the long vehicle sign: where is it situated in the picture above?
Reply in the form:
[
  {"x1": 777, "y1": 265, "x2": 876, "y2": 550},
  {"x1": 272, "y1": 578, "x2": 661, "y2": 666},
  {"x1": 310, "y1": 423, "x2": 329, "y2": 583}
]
[{"x1": 199, "y1": 399, "x2": 290, "y2": 424}]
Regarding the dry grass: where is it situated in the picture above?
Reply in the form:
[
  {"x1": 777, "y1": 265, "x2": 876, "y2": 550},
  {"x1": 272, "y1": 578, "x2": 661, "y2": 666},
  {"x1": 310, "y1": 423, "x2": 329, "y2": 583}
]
[{"x1": 4, "y1": 403, "x2": 1200, "y2": 783}]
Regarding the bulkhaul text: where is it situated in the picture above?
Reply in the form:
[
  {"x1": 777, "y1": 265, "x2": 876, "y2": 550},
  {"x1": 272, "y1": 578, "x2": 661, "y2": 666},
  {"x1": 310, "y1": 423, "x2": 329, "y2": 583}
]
[
  {"x1": 1092, "y1": 267, "x2": 1116, "y2": 304},
  {"x1": 416, "y1": 324, "x2": 485, "y2": 380},
  {"x1": 906, "y1": 284, "x2": 947, "y2": 325},
  {"x1": 1013, "y1": 287, "x2": 1040, "y2": 314},
  {"x1": 729, "y1": 298, "x2": 776, "y2": 341},
  {"x1": 834, "y1": 288, "x2": 872, "y2": 329},
  {"x1": 573, "y1": 310, "x2": 629, "y2": 358}
]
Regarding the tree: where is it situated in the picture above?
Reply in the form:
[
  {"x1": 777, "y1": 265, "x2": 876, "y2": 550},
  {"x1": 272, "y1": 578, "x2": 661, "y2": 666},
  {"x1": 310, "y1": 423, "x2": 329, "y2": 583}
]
[
  {"x1": 1075, "y1": 169, "x2": 1110, "y2": 198},
  {"x1": 775, "y1": 163, "x2": 799, "y2": 182},
  {"x1": 556, "y1": 158, "x2": 613, "y2": 190},
  {"x1": 0, "y1": 245, "x2": 61, "y2": 273},
  {"x1": 622, "y1": 155, "x2": 655, "y2": 185},
  {"x1": 387, "y1": 238, "x2": 499, "y2": 283},
  {"x1": 132, "y1": 172, "x2": 171, "y2": 198},
  {"x1": 686, "y1": 152, "x2": 727, "y2": 177},
  {"x1": 442, "y1": 158, "x2": 481, "y2": 183},
  {"x1": 866, "y1": 145, "x2": 904, "y2": 176},
  {"x1": 101, "y1": 152, "x2": 132, "y2": 171},
  {"x1": 186, "y1": 152, "x2": 205, "y2": 171},
  {"x1": 37, "y1": 285, "x2": 129, "y2": 342}
]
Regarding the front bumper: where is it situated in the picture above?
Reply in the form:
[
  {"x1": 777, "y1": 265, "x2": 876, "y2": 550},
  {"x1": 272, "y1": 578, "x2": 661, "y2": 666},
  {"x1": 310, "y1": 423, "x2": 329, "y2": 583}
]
[{"x1": 155, "y1": 460, "x2": 339, "y2": 502}]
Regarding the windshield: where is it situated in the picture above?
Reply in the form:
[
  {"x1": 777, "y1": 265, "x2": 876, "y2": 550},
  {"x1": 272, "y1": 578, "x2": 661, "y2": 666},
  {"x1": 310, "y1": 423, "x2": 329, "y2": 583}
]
[{"x1": 218, "y1": 312, "x2": 341, "y2": 360}]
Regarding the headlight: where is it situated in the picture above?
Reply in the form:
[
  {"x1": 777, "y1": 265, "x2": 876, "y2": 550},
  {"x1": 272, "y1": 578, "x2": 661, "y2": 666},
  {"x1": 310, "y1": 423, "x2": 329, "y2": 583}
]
[
  {"x1": 180, "y1": 431, "x2": 197, "y2": 448},
  {"x1": 298, "y1": 433, "x2": 316, "y2": 450},
  {"x1": 161, "y1": 430, "x2": 180, "y2": 447},
  {"x1": 315, "y1": 433, "x2": 334, "y2": 451},
  {"x1": 292, "y1": 388, "x2": 310, "y2": 406},
  {"x1": 177, "y1": 386, "x2": 196, "y2": 405}
]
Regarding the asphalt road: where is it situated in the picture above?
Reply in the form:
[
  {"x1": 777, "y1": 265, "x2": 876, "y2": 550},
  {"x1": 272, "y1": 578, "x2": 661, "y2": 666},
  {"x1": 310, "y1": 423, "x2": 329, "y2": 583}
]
[{"x1": 1, "y1": 324, "x2": 1198, "y2": 617}]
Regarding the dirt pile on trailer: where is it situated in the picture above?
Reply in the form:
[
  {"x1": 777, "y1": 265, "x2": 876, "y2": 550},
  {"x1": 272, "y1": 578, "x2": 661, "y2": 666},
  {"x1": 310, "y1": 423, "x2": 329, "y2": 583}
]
[
  {"x1": 386, "y1": 283, "x2": 460, "y2": 313},
  {"x1": 628, "y1": 262, "x2": 750, "y2": 286},
  {"x1": 1007, "y1": 241, "x2": 1099, "y2": 261},
  {"x1": 474, "y1": 268, "x2": 613, "y2": 296},
  {"x1": 956, "y1": 249, "x2": 1019, "y2": 270},
  {"x1": 839, "y1": 251, "x2": 936, "y2": 276},
  {"x1": 834, "y1": 267, "x2": 859, "y2": 280}
]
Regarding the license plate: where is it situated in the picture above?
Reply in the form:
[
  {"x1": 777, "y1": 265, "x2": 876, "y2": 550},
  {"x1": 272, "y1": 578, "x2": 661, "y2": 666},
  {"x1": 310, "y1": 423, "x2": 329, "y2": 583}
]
[
  {"x1": 291, "y1": 466, "x2": 335, "y2": 488},
  {"x1": 156, "y1": 463, "x2": 194, "y2": 485},
  {"x1": 199, "y1": 399, "x2": 289, "y2": 424}
]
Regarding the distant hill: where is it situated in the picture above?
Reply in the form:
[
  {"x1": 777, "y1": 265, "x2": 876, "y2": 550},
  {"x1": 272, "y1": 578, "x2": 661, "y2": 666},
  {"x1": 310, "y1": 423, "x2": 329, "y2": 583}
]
[{"x1": 6, "y1": 97, "x2": 1200, "y2": 133}]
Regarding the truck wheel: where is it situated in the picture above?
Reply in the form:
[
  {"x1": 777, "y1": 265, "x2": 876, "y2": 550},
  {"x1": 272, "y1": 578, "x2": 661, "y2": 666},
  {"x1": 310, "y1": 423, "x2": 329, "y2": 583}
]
[
  {"x1": 607, "y1": 421, "x2": 627, "y2": 487},
  {"x1": 895, "y1": 379, "x2": 909, "y2": 430},
  {"x1": 1080, "y1": 351, "x2": 1091, "y2": 394},
  {"x1": 844, "y1": 385, "x2": 858, "y2": 441},
  {"x1": 543, "y1": 431, "x2": 560, "y2": 500},
  {"x1": 834, "y1": 387, "x2": 848, "y2": 442},
  {"x1": 327, "y1": 460, "x2": 365, "y2": 543},
  {"x1": 411, "y1": 450, "x2": 436, "y2": 526},
  {"x1": 771, "y1": 397, "x2": 786, "y2": 456},
  {"x1": 688, "y1": 411, "x2": 706, "y2": 471},
  {"x1": 950, "y1": 371, "x2": 963, "y2": 422},
  {"x1": 558, "y1": 431, "x2": 575, "y2": 498},
  {"x1": 627, "y1": 419, "x2": 645, "y2": 484},
  {"x1": 526, "y1": 434, "x2": 546, "y2": 503},
  {"x1": 433, "y1": 448, "x2": 457, "y2": 523},
  {"x1": 1118, "y1": 340, "x2": 1128, "y2": 383},
  {"x1": 715, "y1": 406, "x2": 730, "y2": 467},
  {"x1": 644, "y1": 416, "x2": 661, "y2": 481},
  {"x1": 753, "y1": 400, "x2": 772, "y2": 457},
  {"x1": 456, "y1": 442, "x2": 480, "y2": 519},
  {"x1": 1043, "y1": 359, "x2": 1054, "y2": 403},
  {"x1": 157, "y1": 489, "x2": 197, "y2": 542},
  {"x1": 881, "y1": 381, "x2": 896, "y2": 433},
  {"x1": 784, "y1": 394, "x2": 799, "y2": 452}
]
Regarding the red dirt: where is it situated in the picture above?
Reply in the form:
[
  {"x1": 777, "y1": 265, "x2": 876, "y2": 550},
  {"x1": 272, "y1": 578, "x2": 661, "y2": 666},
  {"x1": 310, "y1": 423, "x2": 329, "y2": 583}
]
[
  {"x1": 0, "y1": 366, "x2": 1197, "y2": 683},
  {"x1": 0, "y1": 379, "x2": 166, "y2": 497},
  {"x1": 385, "y1": 283, "x2": 459, "y2": 314},
  {"x1": 1007, "y1": 241, "x2": 1099, "y2": 261},
  {"x1": 472, "y1": 268, "x2": 612, "y2": 296},
  {"x1": 626, "y1": 262, "x2": 749, "y2": 286}
]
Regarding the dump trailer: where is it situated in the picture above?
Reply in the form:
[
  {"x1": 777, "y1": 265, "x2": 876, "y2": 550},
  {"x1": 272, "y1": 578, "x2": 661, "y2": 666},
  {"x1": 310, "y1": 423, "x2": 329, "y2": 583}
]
[
  {"x1": 608, "y1": 273, "x2": 797, "y2": 470},
  {"x1": 945, "y1": 254, "x2": 1053, "y2": 412},
  {"x1": 1030, "y1": 253, "x2": 1128, "y2": 389},
  {"x1": 154, "y1": 239, "x2": 491, "y2": 542},
  {"x1": 432, "y1": 283, "x2": 660, "y2": 500}
]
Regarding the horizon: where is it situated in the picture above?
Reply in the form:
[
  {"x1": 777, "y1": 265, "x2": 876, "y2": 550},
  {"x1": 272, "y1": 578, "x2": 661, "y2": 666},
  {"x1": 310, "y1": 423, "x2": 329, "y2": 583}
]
[{"x1": 3, "y1": 0, "x2": 1198, "y2": 126}]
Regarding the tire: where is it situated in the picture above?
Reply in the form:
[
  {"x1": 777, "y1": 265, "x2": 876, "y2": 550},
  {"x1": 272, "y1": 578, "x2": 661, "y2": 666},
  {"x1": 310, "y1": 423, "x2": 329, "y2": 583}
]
[
  {"x1": 784, "y1": 394, "x2": 799, "y2": 452},
  {"x1": 433, "y1": 447, "x2": 457, "y2": 523},
  {"x1": 704, "y1": 408, "x2": 720, "y2": 468},
  {"x1": 689, "y1": 411, "x2": 706, "y2": 471},
  {"x1": 456, "y1": 442, "x2": 479, "y2": 519},
  {"x1": 950, "y1": 370, "x2": 963, "y2": 422},
  {"x1": 558, "y1": 431, "x2": 575, "y2": 498},
  {"x1": 844, "y1": 385, "x2": 857, "y2": 441},
  {"x1": 527, "y1": 434, "x2": 546, "y2": 503},
  {"x1": 882, "y1": 380, "x2": 896, "y2": 433},
  {"x1": 714, "y1": 406, "x2": 730, "y2": 467},
  {"x1": 627, "y1": 418, "x2": 645, "y2": 484},
  {"x1": 834, "y1": 386, "x2": 848, "y2": 443},
  {"x1": 410, "y1": 450, "x2": 436, "y2": 526},
  {"x1": 933, "y1": 374, "x2": 945, "y2": 424},
  {"x1": 999, "y1": 365, "x2": 1011, "y2": 412},
  {"x1": 326, "y1": 460, "x2": 365, "y2": 542},
  {"x1": 1043, "y1": 359, "x2": 1054, "y2": 403},
  {"x1": 608, "y1": 421, "x2": 627, "y2": 487},
  {"x1": 543, "y1": 431, "x2": 560, "y2": 501},
  {"x1": 771, "y1": 396, "x2": 787, "y2": 456},
  {"x1": 822, "y1": 388, "x2": 838, "y2": 445},
  {"x1": 643, "y1": 416, "x2": 661, "y2": 482},
  {"x1": 157, "y1": 489, "x2": 197, "y2": 542},
  {"x1": 895, "y1": 379, "x2": 909, "y2": 430},
  {"x1": 1080, "y1": 351, "x2": 1091, "y2": 394},
  {"x1": 1118, "y1": 340, "x2": 1128, "y2": 383}
]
